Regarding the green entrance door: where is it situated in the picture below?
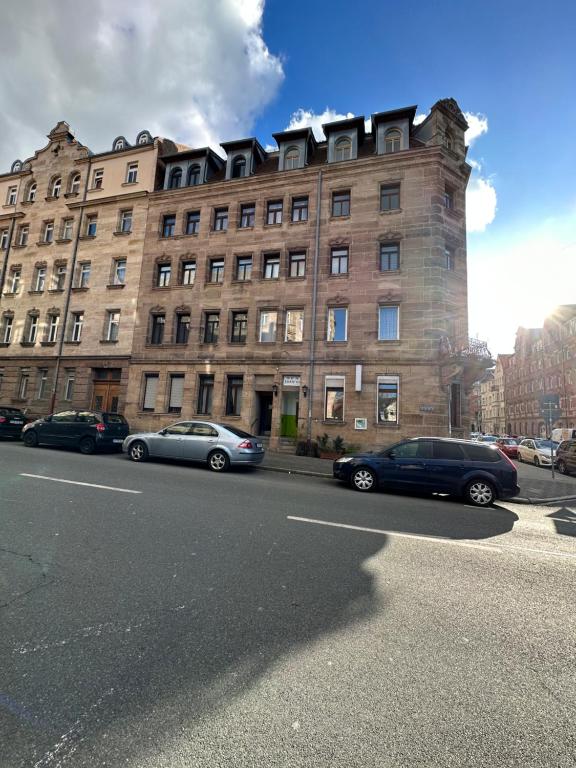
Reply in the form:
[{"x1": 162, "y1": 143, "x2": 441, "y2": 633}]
[{"x1": 280, "y1": 391, "x2": 299, "y2": 437}]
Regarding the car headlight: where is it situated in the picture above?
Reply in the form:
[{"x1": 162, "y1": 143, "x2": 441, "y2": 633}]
[{"x1": 335, "y1": 456, "x2": 354, "y2": 463}]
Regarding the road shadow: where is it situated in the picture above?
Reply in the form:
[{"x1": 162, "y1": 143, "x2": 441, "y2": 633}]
[
  {"x1": 546, "y1": 507, "x2": 576, "y2": 537},
  {"x1": 1, "y1": 489, "x2": 387, "y2": 766}
]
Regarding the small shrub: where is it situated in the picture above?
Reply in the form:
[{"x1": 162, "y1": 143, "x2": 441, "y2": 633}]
[
  {"x1": 316, "y1": 433, "x2": 330, "y2": 450},
  {"x1": 332, "y1": 435, "x2": 345, "y2": 454},
  {"x1": 296, "y1": 440, "x2": 320, "y2": 457}
]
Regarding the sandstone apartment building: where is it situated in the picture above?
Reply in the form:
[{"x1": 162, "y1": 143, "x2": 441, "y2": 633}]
[{"x1": 0, "y1": 99, "x2": 486, "y2": 448}]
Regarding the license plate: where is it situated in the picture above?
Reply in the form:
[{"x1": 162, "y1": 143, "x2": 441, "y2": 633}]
[
  {"x1": 113, "y1": 439, "x2": 123, "y2": 443},
  {"x1": 256, "y1": 443, "x2": 263, "y2": 448},
  {"x1": 11, "y1": 420, "x2": 23, "y2": 424}
]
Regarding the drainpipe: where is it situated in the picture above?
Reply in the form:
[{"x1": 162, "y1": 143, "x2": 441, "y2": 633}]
[
  {"x1": 50, "y1": 160, "x2": 92, "y2": 412},
  {"x1": 0, "y1": 214, "x2": 18, "y2": 307},
  {"x1": 306, "y1": 169, "x2": 322, "y2": 449}
]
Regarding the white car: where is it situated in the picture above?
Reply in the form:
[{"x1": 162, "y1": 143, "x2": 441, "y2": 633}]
[{"x1": 517, "y1": 438, "x2": 558, "y2": 466}]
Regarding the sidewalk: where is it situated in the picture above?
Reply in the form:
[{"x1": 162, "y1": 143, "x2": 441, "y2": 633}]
[{"x1": 259, "y1": 451, "x2": 576, "y2": 504}]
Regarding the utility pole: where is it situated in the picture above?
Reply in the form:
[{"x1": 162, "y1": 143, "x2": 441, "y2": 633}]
[{"x1": 542, "y1": 400, "x2": 557, "y2": 479}]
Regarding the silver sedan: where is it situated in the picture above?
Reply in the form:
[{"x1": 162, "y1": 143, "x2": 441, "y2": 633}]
[{"x1": 123, "y1": 421, "x2": 265, "y2": 472}]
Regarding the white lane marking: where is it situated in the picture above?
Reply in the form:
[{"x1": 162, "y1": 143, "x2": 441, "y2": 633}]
[
  {"x1": 287, "y1": 516, "x2": 576, "y2": 559},
  {"x1": 20, "y1": 473, "x2": 141, "y2": 495}
]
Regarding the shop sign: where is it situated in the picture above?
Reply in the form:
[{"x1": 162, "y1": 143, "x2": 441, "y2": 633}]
[{"x1": 283, "y1": 375, "x2": 301, "y2": 387}]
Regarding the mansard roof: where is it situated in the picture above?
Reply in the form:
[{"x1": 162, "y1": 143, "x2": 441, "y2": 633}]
[
  {"x1": 321, "y1": 115, "x2": 366, "y2": 143},
  {"x1": 271, "y1": 126, "x2": 317, "y2": 148},
  {"x1": 219, "y1": 137, "x2": 267, "y2": 163},
  {"x1": 371, "y1": 105, "x2": 418, "y2": 131}
]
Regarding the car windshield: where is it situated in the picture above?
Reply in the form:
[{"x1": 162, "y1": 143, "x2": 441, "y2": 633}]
[
  {"x1": 500, "y1": 438, "x2": 517, "y2": 445},
  {"x1": 535, "y1": 440, "x2": 558, "y2": 449}
]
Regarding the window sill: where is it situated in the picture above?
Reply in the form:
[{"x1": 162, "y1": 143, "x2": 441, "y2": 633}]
[
  {"x1": 44, "y1": 196, "x2": 59, "y2": 202},
  {"x1": 373, "y1": 422, "x2": 401, "y2": 428},
  {"x1": 330, "y1": 214, "x2": 351, "y2": 221},
  {"x1": 0, "y1": 342, "x2": 10, "y2": 348},
  {"x1": 230, "y1": 341, "x2": 247, "y2": 346},
  {"x1": 48, "y1": 289, "x2": 64, "y2": 294},
  {"x1": 40, "y1": 341, "x2": 57, "y2": 347},
  {"x1": 289, "y1": 219, "x2": 308, "y2": 225},
  {"x1": 121, "y1": 182, "x2": 138, "y2": 187},
  {"x1": 263, "y1": 222, "x2": 283, "y2": 228},
  {"x1": 64, "y1": 192, "x2": 79, "y2": 199},
  {"x1": 237, "y1": 225, "x2": 255, "y2": 231},
  {"x1": 28, "y1": 290, "x2": 44, "y2": 295},
  {"x1": 199, "y1": 342, "x2": 219, "y2": 347},
  {"x1": 377, "y1": 339, "x2": 401, "y2": 344},
  {"x1": 286, "y1": 276, "x2": 306, "y2": 281},
  {"x1": 100, "y1": 339, "x2": 119, "y2": 344},
  {"x1": 328, "y1": 273, "x2": 349, "y2": 279},
  {"x1": 159, "y1": 234, "x2": 176, "y2": 240},
  {"x1": 223, "y1": 414, "x2": 241, "y2": 420},
  {"x1": 107, "y1": 283, "x2": 125, "y2": 290},
  {"x1": 21, "y1": 200, "x2": 34, "y2": 207},
  {"x1": 113, "y1": 230, "x2": 132, "y2": 237},
  {"x1": 326, "y1": 341, "x2": 349, "y2": 345},
  {"x1": 204, "y1": 282, "x2": 223, "y2": 287},
  {"x1": 55, "y1": 238, "x2": 73, "y2": 244},
  {"x1": 211, "y1": 229, "x2": 228, "y2": 234},
  {"x1": 2, "y1": 291, "x2": 16, "y2": 297},
  {"x1": 152, "y1": 285, "x2": 171, "y2": 291},
  {"x1": 20, "y1": 341, "x2": 36, "y2": 347},
  {"x1": 183, "y1": 232, "x2": 199, "y2": 237},
  {"x1": 379, "y1": 209, "x2": 402, "y2": 215},
  {"x1": 283, "y1": 341, "x2": 304, "y2": 345},
  {"x1": 87, "y1": 187, "x2": 104, "y2": 193},
  {"x1": 36, "y1": 241, "x2": 53, "y2": 247},
  {"x1": 64, "y1": 340, "x2": 82, "y2": 345},
  {"x1": 78, "y1": 235, "x2": 96, "y2": 241},
  {"x1": 322, "y1": 420, "x2": 346, "y2": 426},
  {"x1": 1, "y1": 204, "x2": 15, "y2": 210},
  {"x1": 231, "y1": 279, "x2": 252, "y2": 285},
  {"x1": 11, "y1": 244, "x2": 27, "y2": 249},
  {"x1": 71, "y1": 286, "x2": 89, "y2": 292}
]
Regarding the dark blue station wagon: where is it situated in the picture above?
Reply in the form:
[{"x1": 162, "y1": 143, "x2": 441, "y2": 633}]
[{"x1": 333, "y1": 437, "x2": 520, "y2": 507}]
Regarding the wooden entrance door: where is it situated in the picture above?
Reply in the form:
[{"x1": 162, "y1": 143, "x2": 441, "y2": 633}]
[{"x1": 91, "y1": 382, "x2": 120, "y2": 413}]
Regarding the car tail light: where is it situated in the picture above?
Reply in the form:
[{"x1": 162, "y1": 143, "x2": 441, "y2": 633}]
[
  {"x1": 0, "y1": 416, "x2": 6, "y2": 423},
  {"x1": 498, "y1": 448, "x2": 516, "y2": 469},
  {"x1": 96, "y1": 423, "x2": 106, "y2": 432},
  {"x1": 237, "y1": 440, "x2": 253, "y2": 449}
]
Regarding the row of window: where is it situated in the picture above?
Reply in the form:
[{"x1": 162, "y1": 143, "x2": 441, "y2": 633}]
[
  {"x1": 5, "y1": 163, "x2": 140, "y2": 207},
  {"x1": 1, "y1": 366, "x2": 76, "y2": 402},
  {"x1": 146, "y1": 306, "x2": 399, "y2": 346},
  {"x1": 1, "y1": 309, "x2": 121, "y2": 345},
  {"x1": 4, "y1": 258, "x2": 126, "y2": 295},
  {"x1": 0, "y1": 209, "x2": 133, "y2": 251},
  {"x1": 141, "y1": 371, "x2": 400, "y2": 425}
]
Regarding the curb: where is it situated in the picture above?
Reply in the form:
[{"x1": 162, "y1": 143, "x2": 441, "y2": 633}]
[
  {"x1": 506, "y1": 494, "x2": 576, "y2": 506},
  {"x1": 258, "y1": 464, "x2": 332, "y2": 479}
]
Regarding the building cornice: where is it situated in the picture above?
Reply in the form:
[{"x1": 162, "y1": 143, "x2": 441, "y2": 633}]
[{"x1": 66, "y1": 190, "x2": 149, "y2": 208}]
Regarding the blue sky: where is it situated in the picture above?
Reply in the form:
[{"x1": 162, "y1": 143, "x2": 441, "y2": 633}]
[{"x1": 2, "y1": 0, "x2": 574, "y2": 355}]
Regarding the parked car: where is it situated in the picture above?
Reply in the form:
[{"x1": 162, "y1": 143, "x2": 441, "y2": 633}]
[
  {"x1": 495, "y1": 437, "x2": 519, "y2": 459},
  {"x1": 517, "y1": 438, "x2": 558, "y2": 466},
  {"x1": 554, "y1": 440, "x2": 576, "y2": 475},
  {"x1": 477, "y1": 434, "x2": 499, "y2": 444},
  {"x1": 123, "y1": 421, "x2": 265, "y2": 471},
  {"x1": 551, "y1": 428, "x2": 576, "y2": 444},
  {"x1": 333, "y1": 437, "x2": 519, "y2": 507},
  {"x1": 0, "y1": 406, "x2": 27, "y2": 439},
  {"x1": 22, "y1": 410, "x2": 129, "y2": 454}
]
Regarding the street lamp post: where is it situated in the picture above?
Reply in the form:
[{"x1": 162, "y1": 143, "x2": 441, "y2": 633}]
[{"x1": 542, "y1": 400, "x2": 557, "y2": 479}]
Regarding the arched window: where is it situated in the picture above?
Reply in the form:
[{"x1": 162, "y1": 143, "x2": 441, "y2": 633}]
[
  {"x1": 114, "y1": 138, "x2": 125, "y2": 151},
  {"x1": 284, "y1": 147, "x2": 300, "y2": 170},
  {"x1": 138, "y1": 134, "x2": 148, "y2": 145},
  {"x1": 70, "y1": 173, "x2": 81, "y2": 195},
  {"x1": 187, "y1": 165, "x2": 201, "y2": 186},
  {"x1": 27, "y1": 182, "x2": 37, "y2": 202},
  {"x1": 51, "y1": 177, "x2": 62, "y2": 198},
  {"x1": 231, "y1": 156, "x2": 246, "y2": 178},
  {"x1": 334, "y1": 137, "x2": 352, "y2": 162},
  {"x1": 384, "y1": 129, "x2": 402, "y2": 154},
  {"x1": 444, "y1": 131, "x2": 453, "y2": 151},
  {"x1": 168, "y1": 167, "x2": 182, "y2": 189}
]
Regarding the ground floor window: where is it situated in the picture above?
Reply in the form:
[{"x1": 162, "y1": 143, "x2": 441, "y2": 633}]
[
  {"x1": 377, "y1": 376, "x2": 399, "y2": 424},
  {"x1": 63, "y1": 369, "x2": 75, "y2": 401},
  {"x1": 142, "y1": 373, "x2": 159, "y2": 411},
  {"x1": 324, "y1": 375, "x2": 344, "y2": 421},
  {"x1": 226, "y1": 375, "x2": 243, "y2": 416},
  {"x1": 197, "y1": 375, "x2": 214, "y2": 415},
  {"x1": 18, "y1": 369, "x2": 30, "y2": 400},
  {"x1": 168, "y1": 374, "x2": 184, "y2": 413}
]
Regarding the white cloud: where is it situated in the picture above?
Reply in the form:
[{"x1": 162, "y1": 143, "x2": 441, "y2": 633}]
[
  {"x1": 463, "y1": 112, "x2": 488, "y2": 145},
  {"x1": 413, "y1": 113, "x2": 428, "y2": 125},
  {"x1": 284, "y1": 108, "x2": 354, "y2": 141},
  {"x1": 466, "y1": 176, "x2": 497, "y2": 233},
  {"x1": 0, "y1": 0, "x2": 283, "y2": 169}
]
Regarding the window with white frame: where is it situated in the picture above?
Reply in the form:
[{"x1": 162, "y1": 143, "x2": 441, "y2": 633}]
[
  {"x1": 142, "y1": 373, "x2": 159, "y2": 411},
  {"x1": 266, "y1": 200, "x2": 283, "y2": 225},
  {"x1": 377, "y1": 376, "x2": 399, "y2": 424},
  {"x1": 77, "y1": 262, "x2": 91, "y2": 288},
  {"x1": 445, "y1": 246, "x2": 455, "y2": 270},
  {"x1": 181, "y1": 260, "x2": 196, "y2": 285},
  {"x1": 63, "y1": 368, "x2": 75, "y2": 400},
  {"x1": 9, "y1": 269, "x2": 21, "y2": 294},
  {"x1": 85, "y1": 215, "x2": 97, "y2": 237},
  {"x1": 114, "y1": 138, "x2": 125, "y2": 151},
  {"x1": 168, "y1": 374, "x2": 185, "y2": 413},
  {"x1": 43, "y1": 221, "x2": 54, "y2": 243},
  {"x1": 106, "y1": 310, "x2": 120, "y2": 341},
  {"x1": 288, "y1": 251, "x2": 306, "y2": 277},
  {"x1": 34, "y1": 266, "x2": 46, "y2": 292},
  {"x1": 18, "y1": 369, "x2": 30, "y2": 399},
  {"x1": 259, "y1": 310, "x2": 277, "y2": 342},
  {"x1": 53, "y1": 263, "x2": 67, "y2": 291},
  {"x1": 51, "y1": 177, "x2": 62, "y2": 198},
  {"x1": 27, "y1": 182, "x2": 37, "y2": 202},
  {"x1": 92, "y1": 169, "x2": 104, "y2": 189},
  {"x1": 330, "y1": 247, "x2": 348, "y2": 275},
  {"x1": 443, "y1": 186, "x2": 454, "y2": 209},
  {"x1": 327, "y1": 307, "x2": 348, "y2": 342},
  {"x1": 0, "y1": 229, "x2": 8, "y2": 250},
  {"x1": 384, "y1": 129, "x2": 401, "y2": 154},
  {"x1": 119, "y1": 209, "x2": 132, "y2": 233},
  {"x1": 17, "y1": 225, "x2": 28, "y2": 246},
  {"x1": 285, "y1": 309, "x2": 304, "y2": 342},
  {"x1": 47, "y1": 313, "x2": 59, "y2": 343},
  {"x1": 380, "y1": 243, "x2": 400, "y2": 271},
  {"x1": 126, "y1": 163, "x2": 138, "y2": 184},
  {"x1": 378, "y1": 306, "x2": 399, "y2": 341},
  {"x1": 263, "y1": 253, "x2": 280, "y2": 279},
  {"x1": 334, "y1": 137, "x2": 352, "y2": 162},
  {"x1": 325, "y1": 375, "x2": 345, "y2": 421},
  {"x1": 61, "y1": 218, "x2": 74, "y2": 240},
  {"x1": 70, "y1": 174, "x2": 81, "y2": 195},
  {"x1": 70, "y1": 312, "x2": 84, "y2": 342},
  {"x1": 113, "y1": 259, "x2": 126, "y2": 285},
  {"x1": 1, "y1": 315, "x2": 13, "y2": 343},
  {"x1": 37, "y1": 368, "x2": 49, "y2": 399},
  {"x1": 291, "y1": 196, "x2": 308, "y2": 222},
  {"x1": 7, "y1": 186, "x2": 17, "y2": 205},
  {"x1": 26, "y1": 314, "x2": 39, "y2": 344},
  {"x1": 284, "y1": 147, "x2": 300, "y2": 170}
]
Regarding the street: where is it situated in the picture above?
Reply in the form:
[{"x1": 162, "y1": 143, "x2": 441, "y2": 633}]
[{"x1": 1, "y1": 442, "x2": 575, "y2": 768}]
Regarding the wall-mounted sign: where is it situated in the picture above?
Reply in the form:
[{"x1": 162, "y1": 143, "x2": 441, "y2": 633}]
[
  {"x1": 419, "y1": 405, "x2": 434, "y2": 413},
  {"x1": 354, "y1": 418, "x2": 368, "y2": 430},
  {"x1": 283, "y1": 375, "x2": 301, "y2": 387}
]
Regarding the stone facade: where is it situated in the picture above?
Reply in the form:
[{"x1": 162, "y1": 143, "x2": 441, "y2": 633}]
[
  {"x1": 0, "y1": 122, "x2": 177, "y2": 416},
  {"x1": 124, "y1": 99, "x2": 475, "y2": 449}
]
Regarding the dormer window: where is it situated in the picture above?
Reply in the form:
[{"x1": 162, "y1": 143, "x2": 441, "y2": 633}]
[
  {"x1": 168, "y1": 167, "x2": 182, "y2": 189},
  {"x1": 232, "y1": 156, "x2": 246, "y2": 178},
  {"x1": 187, "y1": 165, "x2": 201, "y2": 186},
  {"x1": 284, "y1": 147, "x2": 300, "y2": 170},
  {"x1": 27, "y1": 182, "x2": 37, "y2": 202},
  {"x1": 114, "y1": 138, "x2": 125, "y2": 151},
  {"x1": 138, "y1": 134, "x2": 148, "y2": 145},
  {"x1": 334, "y1": 137, "x2": 352, "y2": 162},
  {"x1": 51, "y1": 177, "x2": 62, "y2": 198},
  {"x1": 384, "y1": 129, "x2": 401, "y2": 154}
]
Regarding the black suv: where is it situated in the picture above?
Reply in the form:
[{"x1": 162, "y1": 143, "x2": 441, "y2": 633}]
[
  {"x1": 555, "y1": 440, "x2": 576, "y2": 475},
  {"x1": 0, "y1": 406, "x2": 27, "y2": 438},
  {"x1": 22, "y1": 410, "x2": 129, "y2": 454}
]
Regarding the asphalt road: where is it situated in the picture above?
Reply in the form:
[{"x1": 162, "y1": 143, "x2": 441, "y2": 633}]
[{"x1": 1, "y1": 442, "x2": 575, "y2": 768}]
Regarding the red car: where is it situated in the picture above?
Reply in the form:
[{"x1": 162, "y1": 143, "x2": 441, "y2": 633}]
[{"x1": 496, "y1": 438, "x2": 519, "y2": 459}]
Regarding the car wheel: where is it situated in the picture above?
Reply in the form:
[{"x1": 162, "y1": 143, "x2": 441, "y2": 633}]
[
  {"x1": 23, "y1": 430, "x2": 38, "y2": 448},
  {"x1": 557, "y1": 460, "x2": 569, "y2": 475},
  {"x1": 465, "y1": 479, "x2": 495, "y2": 507},
  {"x1": 79, "y1": 437, "x2": 96, "y2": 455},
  {"x1": 208, "y1": 450, "x2": 230, "y2": 472},
  {"x1": 533, "y1": 456, "x2": 540, "y2": 467},
  {"x1": 351, "y1": 467, "x2": 377, "y2": 492},
  {"x1": 129, "y1": 441, "x2": 148, "y2": 462}
]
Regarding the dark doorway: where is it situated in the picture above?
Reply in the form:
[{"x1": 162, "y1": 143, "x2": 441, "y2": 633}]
[{"x1": 257, "y1": 392, "x2": 273, "y2": 435}]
